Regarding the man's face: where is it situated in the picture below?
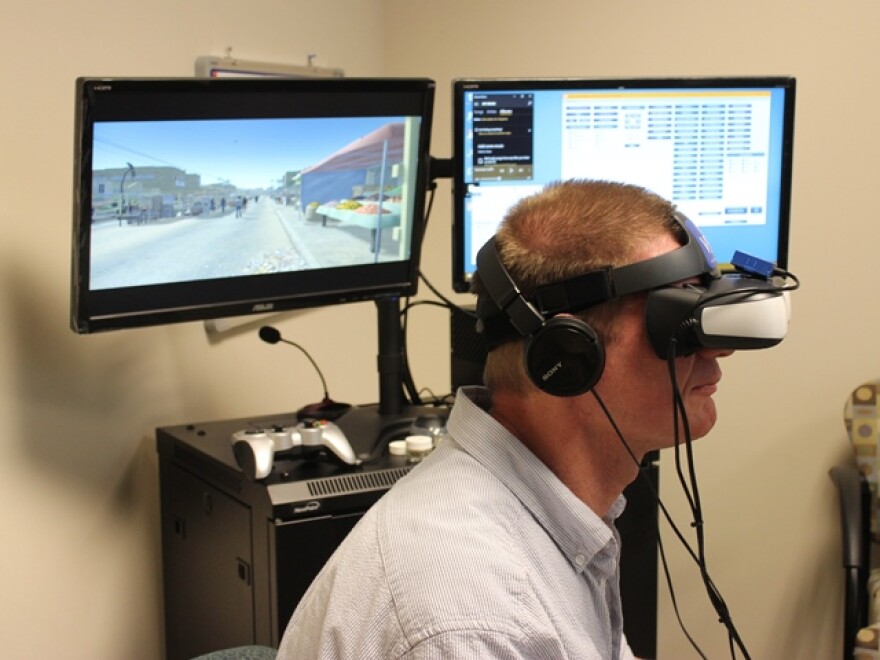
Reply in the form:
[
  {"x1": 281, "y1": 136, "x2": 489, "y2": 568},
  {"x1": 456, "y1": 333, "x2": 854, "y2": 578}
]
[{"x1": 594, "y1": 234, "x2": 733, "y2": 453}]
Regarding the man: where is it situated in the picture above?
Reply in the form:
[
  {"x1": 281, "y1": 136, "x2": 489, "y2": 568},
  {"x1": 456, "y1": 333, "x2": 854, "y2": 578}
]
[{"x1": 277, "y1": 179, "x2": 734, "y2": 659}]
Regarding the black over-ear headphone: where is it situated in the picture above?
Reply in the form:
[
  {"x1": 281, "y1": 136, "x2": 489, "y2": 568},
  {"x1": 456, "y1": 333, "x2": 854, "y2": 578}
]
[
  {"x1": 474, "y1": 212, "x2": 723, "y2": 397},
  {"x1": 475, "y1": 236, "x2": 606, "y2": 396}
]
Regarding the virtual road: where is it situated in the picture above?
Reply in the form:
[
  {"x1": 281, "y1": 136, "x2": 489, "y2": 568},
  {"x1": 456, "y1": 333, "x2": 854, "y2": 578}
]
[{"x1": 89, "y1": 196, "x2": 397, "y2": 290}]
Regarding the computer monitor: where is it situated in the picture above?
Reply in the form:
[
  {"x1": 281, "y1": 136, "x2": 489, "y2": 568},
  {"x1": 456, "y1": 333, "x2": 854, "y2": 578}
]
[
  {"x1": 71, "y1": 76, "x2": 435, "y2": 333},
  {"x1": 451, "y1": 76, "x2": 796, "y2": 292}
]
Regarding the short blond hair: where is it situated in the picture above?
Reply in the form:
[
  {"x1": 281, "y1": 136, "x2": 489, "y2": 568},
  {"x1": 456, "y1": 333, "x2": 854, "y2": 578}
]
[{"x1": 472, "y1": 179, "x2": 679, "y2": 393}]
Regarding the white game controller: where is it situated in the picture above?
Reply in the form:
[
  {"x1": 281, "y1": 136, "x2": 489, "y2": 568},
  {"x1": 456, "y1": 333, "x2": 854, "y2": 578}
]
[{"x1": 231, "y1": 419, "x2": 359, "y2": 479}]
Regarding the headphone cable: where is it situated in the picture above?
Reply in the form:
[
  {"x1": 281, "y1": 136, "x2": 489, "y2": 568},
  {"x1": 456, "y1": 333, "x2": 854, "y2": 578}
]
[
  {"x1": 591, "y1": 389, "x2": 708, "y2": 658},
  {"x1": 665, "y1": 338, "x2": 752, "y2": 660},
  {"x1": 593, "y1": 371, "x2": 752, "y2": 659}
]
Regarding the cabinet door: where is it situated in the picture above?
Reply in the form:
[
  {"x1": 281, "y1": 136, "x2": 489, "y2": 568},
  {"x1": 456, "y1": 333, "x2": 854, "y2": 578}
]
[
  {"x1": 272, "y1": 512, "x2": 363, "y2": 640},
  {"x1": 161, "y1": 463, "x2": 255, "y2": 660}
]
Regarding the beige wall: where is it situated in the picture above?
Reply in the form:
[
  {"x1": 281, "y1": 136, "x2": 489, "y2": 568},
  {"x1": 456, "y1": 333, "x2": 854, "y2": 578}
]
[{"x1": 0, "y1": 0, "x2": 866, "y2": 657}]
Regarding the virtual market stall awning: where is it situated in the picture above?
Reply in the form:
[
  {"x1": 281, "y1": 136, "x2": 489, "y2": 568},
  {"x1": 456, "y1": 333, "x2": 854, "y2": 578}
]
[
  {"x1": 300, "y1": 122, "x2": 404, "y2": 257},
  {"x1": 300, "y1": 122, "x2": 404, "y2": 209}
]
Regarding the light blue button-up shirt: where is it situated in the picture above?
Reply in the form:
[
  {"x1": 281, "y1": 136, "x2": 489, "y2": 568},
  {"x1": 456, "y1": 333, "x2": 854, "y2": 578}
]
[{"x1": 278, "y1": 386, "x2": 636, "y2": 659}]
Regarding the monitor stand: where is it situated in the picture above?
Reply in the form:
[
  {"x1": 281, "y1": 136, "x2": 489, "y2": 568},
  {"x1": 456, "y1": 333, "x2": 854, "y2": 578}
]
[
  {"x1": 375, "y1": 295, "x2": 406, "y2": 416},
  {"x1": 329, "y1": 296, "x2": 448, "y2": 460}
]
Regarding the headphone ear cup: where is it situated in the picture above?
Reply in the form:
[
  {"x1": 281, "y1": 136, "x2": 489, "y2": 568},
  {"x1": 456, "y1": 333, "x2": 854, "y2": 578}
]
[{"x1": 525, "y1": 317, "x2": 605, "y2": 396}]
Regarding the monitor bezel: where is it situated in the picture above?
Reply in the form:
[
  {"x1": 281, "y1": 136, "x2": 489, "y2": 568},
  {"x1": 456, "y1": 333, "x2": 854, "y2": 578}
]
[
  {"x1": 451, "y1": 76, "x2": 796, "y2": 293},
  {"x1": 71, "y1": 76, "x2": 436, "y2": 333}
]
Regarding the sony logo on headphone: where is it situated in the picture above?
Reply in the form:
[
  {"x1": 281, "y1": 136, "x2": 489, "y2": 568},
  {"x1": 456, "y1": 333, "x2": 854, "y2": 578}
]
[{"x1": 542, "y1": 361, "x2": 564, "y2": 382}]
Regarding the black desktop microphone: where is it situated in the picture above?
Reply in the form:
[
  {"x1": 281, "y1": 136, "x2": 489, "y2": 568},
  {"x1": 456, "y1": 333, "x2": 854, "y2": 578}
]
[{"x1": 258, "y1": 325, "x2": 352, "y2": 420}]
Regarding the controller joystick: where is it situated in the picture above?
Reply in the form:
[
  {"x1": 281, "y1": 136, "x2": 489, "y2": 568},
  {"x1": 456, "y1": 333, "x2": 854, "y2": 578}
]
[
  {"x1": 266, "y1": 426, "x2": 298, "y2": 452},
  {"x1": 297, "y1": 418, "x2": 359, "y2": 466}
]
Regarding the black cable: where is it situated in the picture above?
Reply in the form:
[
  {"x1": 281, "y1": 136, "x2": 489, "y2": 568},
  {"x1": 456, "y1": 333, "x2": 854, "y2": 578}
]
[
  {"x1": 592, "y1": 389, "x2": 708, "y2": 657},
  {"x1": 666, "y1": 342, "x2": 702, "y2": 544},
  {"x1": 399, "y1": 299, "x2": 462, "y2": 407},
  {"x1": 591, "y1": 390, "x2": 702, "y2": 565},
  {"x1": 657, "y1": 530, "x2": 708, "y2": 660},
  {"x1": 594, "y1": 342, "x2": 754, "y2": 659},
  {"x1": 365, "y1": 418, "x2": 423, "y2": 462},
  {"x1": 690, "y1": 269, "x2": 800, "y2": 310},
  {"x1": 396, "y1": 184, "x2": 439, "y2": 407},
  {"x1": 402, "y1": 298, "x2": 451, "y2": 313},
  {"x1": 417, "y1": 182, "x2": 477, "y2": 318},
  {"x1": 418, "y1": 387, "x2": 455, "y2": 407},
  {"x1": 418, "y1": 269, "x2": 477, "y2": 317},
  {"x1": 664, "y1": 336, "x2": 752, "y2": 659},
  {"x1": 396, "y1": 183, "x2": 474, "y2": 408}
]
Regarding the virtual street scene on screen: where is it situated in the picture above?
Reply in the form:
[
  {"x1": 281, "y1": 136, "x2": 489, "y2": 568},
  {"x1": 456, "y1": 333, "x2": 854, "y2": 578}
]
[{"x1": 88, "y1": 116, "x2": 420, "y2": 290}]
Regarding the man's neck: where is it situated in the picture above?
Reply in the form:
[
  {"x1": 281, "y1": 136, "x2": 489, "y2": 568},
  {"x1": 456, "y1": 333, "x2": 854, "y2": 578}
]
[{"x1": 489, "y1": 389, "x2": 641, "y2": 517}]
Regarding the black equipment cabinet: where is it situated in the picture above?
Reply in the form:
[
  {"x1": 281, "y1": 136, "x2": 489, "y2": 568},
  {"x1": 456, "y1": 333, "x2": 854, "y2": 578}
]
[{"x1": 156, "y1": 409, "x2": 414, "y2": 660}]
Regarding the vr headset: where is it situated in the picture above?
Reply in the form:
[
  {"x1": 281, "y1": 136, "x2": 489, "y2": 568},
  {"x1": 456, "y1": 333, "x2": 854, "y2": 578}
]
[{"x1": 475, "y1": 211, "x2": 796, "y2": 396}]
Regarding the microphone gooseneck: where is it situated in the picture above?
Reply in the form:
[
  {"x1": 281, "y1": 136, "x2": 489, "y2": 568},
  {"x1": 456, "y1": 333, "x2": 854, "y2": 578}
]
[
  {"x1": 259, "y1": 325, "x2": 328, "y2": 399},
  {"x1": 257, "y1": 326, "x2": 352, "y2": 420}
]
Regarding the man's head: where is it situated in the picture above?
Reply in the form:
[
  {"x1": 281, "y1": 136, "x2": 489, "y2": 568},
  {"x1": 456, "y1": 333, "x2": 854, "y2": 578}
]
[
  {"x1": 472, "y1": 179, "x2": 687, "y2": 394},
  {"x1": 471, "y1": 179, "x2": 737, "y2": 449}
]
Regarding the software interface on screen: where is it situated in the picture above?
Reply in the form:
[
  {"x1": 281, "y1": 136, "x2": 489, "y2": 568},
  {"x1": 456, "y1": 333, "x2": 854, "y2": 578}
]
[
  {"x1": 89, "y1": 115, "x2": 423, "y2": 291},
  {"x1": 457, "y1": 82, "x2": 793, "y2": 281}
]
